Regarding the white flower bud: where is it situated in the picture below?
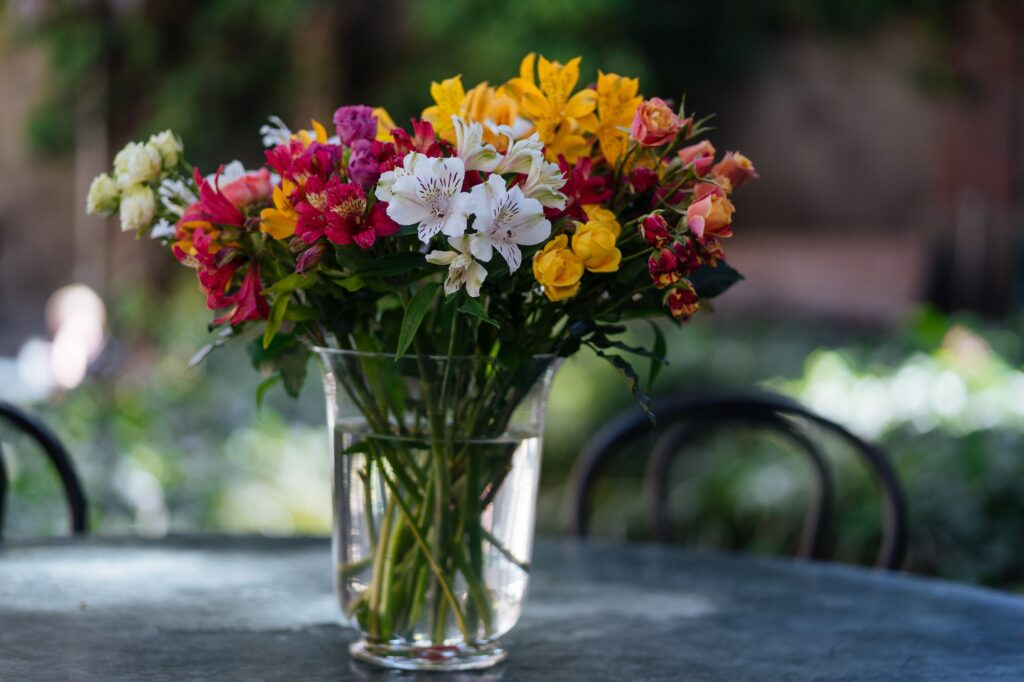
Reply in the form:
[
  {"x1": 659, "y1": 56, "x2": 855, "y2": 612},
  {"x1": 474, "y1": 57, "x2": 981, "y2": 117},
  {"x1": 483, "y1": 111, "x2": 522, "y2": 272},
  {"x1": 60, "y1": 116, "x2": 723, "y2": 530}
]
[
  {"x1": 119, "y1": 184, "x2": 156, "y2": 233},
  {"x1": 113, "y1": 141, "x2": 162, "y2": 188},
  {"x1": 86, "y1": 173, "x2": 119, "y2": 216},
  {"x1": 148, "y1": 130, "x2": 183, "y2": 169}
]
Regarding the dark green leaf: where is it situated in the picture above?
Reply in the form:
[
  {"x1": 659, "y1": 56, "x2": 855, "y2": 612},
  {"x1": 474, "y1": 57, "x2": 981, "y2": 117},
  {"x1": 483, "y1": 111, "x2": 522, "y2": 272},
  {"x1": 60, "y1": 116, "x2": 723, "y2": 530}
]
[
  {"x1": 332, "y1": 276, "x2": 365, "y2": 292},
  {"x1": 278, "y1": 344, "x2": 310, "y2": 397},
  {"x1": 592, "y1": 347, "x2": 655, "y2": 424},
  {"x1": 255, "y1": 374, "x2": 281, "y2": 410},
  {"x1": 458, "y1": 297, "x2": 499, "y2": 328},
  {"x1": 358, "y1": 251, "x2": 426, "y2": 277},
  {"x1": 645, "y1": 320, "x2": 668, "y2": 390},
  {"x1": 395, "y1": 282, "x2": 441, "y2": 359},
  {"x1": 689, "y1": 262, "x2": 743, "y2": 298},
  {"x1": 284, "y1": 304, "x2": 318, "y2": 321}
]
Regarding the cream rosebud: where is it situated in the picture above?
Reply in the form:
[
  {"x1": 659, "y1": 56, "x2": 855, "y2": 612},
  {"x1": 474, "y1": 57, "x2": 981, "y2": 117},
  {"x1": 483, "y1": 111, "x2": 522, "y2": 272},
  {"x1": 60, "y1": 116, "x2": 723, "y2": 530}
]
[
  {"x1": 86, "y1": 173, "x2": 119, "y2": 216},
  {"x1": 147, "y1": 130, "x2": 183, "y2": 169},
  {"x1": 118, "y1": 184, "x2": 156, "y2": 233},
  {"x1": 113, "y1": 141, "x2": 162, "y2": 188}
]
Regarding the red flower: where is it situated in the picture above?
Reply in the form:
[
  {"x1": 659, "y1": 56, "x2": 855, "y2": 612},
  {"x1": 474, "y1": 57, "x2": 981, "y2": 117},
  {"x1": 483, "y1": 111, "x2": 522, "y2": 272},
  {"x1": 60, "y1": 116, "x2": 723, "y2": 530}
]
[
  {"x1": 648, "y1": 247, "x2": 681, "y2": 289},
  {"x1": 672, "y1": 238, "x2": 702, "y2": 275},
  {"x1": 547, "y1": 156, "x2": 611, "y2": 222},
  {"x1": 215, "y1": 264, "x2": 270, "y2": 326},
  {"x1": 294, "y1": 177, "x2": 400, "y2": 249},
  {"x1": 194, "y1": 168, "x2": 245, "y2": 226},
  {"x1": 640, "y1": 213, "x2": 671, "y2": 248},
  {"x1": 665, "y1": 281, "x2": 699, "y2": 321},
  {"x1": 220, "y1": 169, "x2": 273, "y2": 208},
  {"x1": 697, "y1": 237, "x2": 725, "y2": 267},
  {"x1": 392, "y1": 119, "x2": 444, "y2": 158},
  {"x1": 629, "y1": 167, "x2": 659, "y2": 194},
  {"x1": 266, "y1": 141, "x2": 340, "y2": 188}
]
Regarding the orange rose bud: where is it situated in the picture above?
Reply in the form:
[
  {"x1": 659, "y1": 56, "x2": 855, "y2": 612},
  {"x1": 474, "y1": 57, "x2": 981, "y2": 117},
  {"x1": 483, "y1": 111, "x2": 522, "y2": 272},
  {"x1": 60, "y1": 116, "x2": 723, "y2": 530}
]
[
  {"x1": 677, "y1": 140, "x2": 716, "y2": 175},
  {"x1": 712, "y1": 151, "x2": 758, "y2": 190},
  {"x1": 648, "y1": 247, "x2": 681, "y2": 289},
  {"x1": 640, "y1": 213, "x2": 671, "y2": 248},
  {"x1": 631, "y1": 97, "x2": 687, "y2": 147},
  {"x1": 686, "y1": 191, "x2": 735, "y2": 239},
  {"x1": 665, "y1": 281, "x2": 699, "y2": 321}
]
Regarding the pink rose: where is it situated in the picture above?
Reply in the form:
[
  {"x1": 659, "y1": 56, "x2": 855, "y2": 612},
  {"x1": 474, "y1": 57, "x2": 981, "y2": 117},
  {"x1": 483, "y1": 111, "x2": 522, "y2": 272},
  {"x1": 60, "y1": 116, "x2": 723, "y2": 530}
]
[
  {"x1": 221, "y1": 169, "x2": 273, "y2": 209},
  {"x1": 712, "y1": 151, "x2": 758, "y2": 190},
  {"x1": 631, "y1": 98, "x2": 687, "y2": 147},
  {"x1": 677, "y1": 140, "x2": 716, "y2": 175}
]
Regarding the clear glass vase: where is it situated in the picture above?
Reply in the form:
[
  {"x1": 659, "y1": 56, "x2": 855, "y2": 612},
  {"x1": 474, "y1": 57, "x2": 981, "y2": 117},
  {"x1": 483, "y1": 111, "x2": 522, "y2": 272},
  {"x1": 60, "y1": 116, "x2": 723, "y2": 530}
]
[{"x1": 315, "y1": 348, "x2": 558, "y2": 671}]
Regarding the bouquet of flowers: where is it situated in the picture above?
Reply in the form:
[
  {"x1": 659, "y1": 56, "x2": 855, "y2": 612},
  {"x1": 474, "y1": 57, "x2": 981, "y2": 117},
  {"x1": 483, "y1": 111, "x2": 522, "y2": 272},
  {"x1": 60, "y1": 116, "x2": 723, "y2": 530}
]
[{"x1": 86, "y1": 53, "x2": 755, "y2": 669}]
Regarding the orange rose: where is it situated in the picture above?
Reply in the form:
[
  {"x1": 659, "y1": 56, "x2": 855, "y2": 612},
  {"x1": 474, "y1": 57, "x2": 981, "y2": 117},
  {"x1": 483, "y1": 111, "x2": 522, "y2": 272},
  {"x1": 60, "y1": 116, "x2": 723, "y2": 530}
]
[
  {"x1": 712, "y1": 151, "x2": 758, "y2": 190},
  {"x1": 631, "y1": 98, "x2": 688, "y2": 147},
  {"x1": 686, "y1": 192, "x2": 735, "y2": 239}
]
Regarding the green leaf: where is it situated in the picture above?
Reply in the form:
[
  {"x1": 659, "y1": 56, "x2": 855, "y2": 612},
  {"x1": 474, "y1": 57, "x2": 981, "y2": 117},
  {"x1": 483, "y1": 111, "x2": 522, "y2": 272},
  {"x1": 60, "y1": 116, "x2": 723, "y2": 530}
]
[
  {"x1": 255, "y1": 374, "x2": 281, "y2": 410},
  {"x1": 458, "y1": 297, "x2": 499, "y2": 328},
  {"x1": 283, "y1": 304, "x2": 318, "y2": 321},
  {"x1": 592, "y1": 347, "x2": 655, "y2": 424},
  {"x1": 278, "y1": 344, "x2": 310, "y2": 397},
  {"x1": 395, "y1": 282, "x2": 441, "y2": 359},
  {"x1": 262, "y1": 295, "x2": 290, "y2": 348},
  {"x1": 645, "y1": 320, "x2": 668, "y2": 390},
  {"x1": 689, "y1": 262, "x2": 743, "y2": 298},
  {"x1": 358, "y1": 251, "x2": 426, "y2": 277},
  {"x1": 341, "y1": 441, "x2": 374, "y2": 456},
  {"x1": 265, "y1": 272, "x2": 317, "y2": 296},
  {"x1": 332, "y1": 276, "x2": 365, "y2": 292}
]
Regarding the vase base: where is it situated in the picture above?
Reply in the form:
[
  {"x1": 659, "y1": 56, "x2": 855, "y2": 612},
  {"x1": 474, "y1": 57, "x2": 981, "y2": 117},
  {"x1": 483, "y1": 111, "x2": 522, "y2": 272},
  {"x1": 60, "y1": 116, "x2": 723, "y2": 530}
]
[{"x1": 350, "y1": 638, "x2": 508, "y2": 672}]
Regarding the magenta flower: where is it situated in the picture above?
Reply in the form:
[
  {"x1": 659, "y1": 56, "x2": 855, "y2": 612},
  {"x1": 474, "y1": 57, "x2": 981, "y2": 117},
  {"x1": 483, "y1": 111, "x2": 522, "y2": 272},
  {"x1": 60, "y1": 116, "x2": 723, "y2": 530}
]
[
  {"x1": 333, "y1": 105, "x2": 377, "y2": 146},
  {"x1": 347, "y1": 139, "x2": 381, "y2": 189}
]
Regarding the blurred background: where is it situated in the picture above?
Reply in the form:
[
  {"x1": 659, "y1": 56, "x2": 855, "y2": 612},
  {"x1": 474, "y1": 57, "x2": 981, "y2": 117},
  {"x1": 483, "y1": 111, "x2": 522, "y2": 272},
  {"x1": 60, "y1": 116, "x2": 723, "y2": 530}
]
[{"x1": 1, "y1": 0, "x2": 1023, "y2": 591}]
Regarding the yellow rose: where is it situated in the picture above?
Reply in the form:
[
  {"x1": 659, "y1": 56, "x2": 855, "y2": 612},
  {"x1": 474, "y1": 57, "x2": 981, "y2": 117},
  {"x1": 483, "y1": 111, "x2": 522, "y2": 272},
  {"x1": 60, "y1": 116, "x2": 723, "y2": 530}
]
[
  {"x1": 572, "y1": 223, "x2": 621, "y2": 273},
  {"x1": 581, "y1": 204, "x2": 621, "y2": 237},
  {"x1": 532, "y1": 235, "x2": 584, "y2": 301}
]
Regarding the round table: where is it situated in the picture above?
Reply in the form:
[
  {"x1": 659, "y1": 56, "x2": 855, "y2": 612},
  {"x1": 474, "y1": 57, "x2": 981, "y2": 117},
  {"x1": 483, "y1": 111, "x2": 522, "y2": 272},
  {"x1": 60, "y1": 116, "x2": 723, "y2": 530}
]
[{"x1": 1, "y1": 536, "x2": 1021, "y2": 681}]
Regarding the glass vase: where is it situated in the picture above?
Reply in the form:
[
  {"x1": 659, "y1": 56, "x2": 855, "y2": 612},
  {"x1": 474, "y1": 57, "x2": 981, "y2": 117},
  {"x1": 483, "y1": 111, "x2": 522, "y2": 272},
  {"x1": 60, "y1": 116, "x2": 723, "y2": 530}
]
[{"x1": 315, "y1": 348, "x2": 558, "y2": 671}]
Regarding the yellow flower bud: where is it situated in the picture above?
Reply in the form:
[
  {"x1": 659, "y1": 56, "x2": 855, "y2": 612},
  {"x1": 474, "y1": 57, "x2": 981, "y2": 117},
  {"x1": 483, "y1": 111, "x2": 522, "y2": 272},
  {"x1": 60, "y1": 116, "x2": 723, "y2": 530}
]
[
  {"x1": 572, "y1": 223, "x2": 621, "y2": 273},
  {"x1": 532, "y1": 234, "x2": 584, "y2": 301}
]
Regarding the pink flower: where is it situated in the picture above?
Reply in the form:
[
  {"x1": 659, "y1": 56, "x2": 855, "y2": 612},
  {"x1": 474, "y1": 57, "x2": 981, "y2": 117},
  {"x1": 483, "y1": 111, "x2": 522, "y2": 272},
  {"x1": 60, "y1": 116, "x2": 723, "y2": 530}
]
[
  {"x1": 677, "y1": 140, "x2": 716, "y2": 175},
  {"x1": 214, "y1": 264, "x2": 270, "y2": 326},
  {"x1": 546, "y1": 156, "x2": 611, "y2": 222},
  {"x1": 629, "y1": 167, "x2": 659, "y2": 194},
  {"x1": 712, "y1": 151, "x2": 758, "y2": 190},
  {"x1": 686, "y1": 191, "x2": 735, "y2": 239},
  {"x1": 631, "y1": 98, "x2": 688, "y2": 147},
  {"x1": 333, "y1": 105, "x2": 377, "y2": 146},
  {"x1": 294, "y1": 177, "x2": 399, "y2": 249},
  {"x1": 193, "y1": 168, "x2": 245, "y2": 226},
  {"x1": 221, "y1": 169, "x2": 273, "y2": 208},
  {"x1": 265, "y1": 141, "x2": 341, "y2": 187}
]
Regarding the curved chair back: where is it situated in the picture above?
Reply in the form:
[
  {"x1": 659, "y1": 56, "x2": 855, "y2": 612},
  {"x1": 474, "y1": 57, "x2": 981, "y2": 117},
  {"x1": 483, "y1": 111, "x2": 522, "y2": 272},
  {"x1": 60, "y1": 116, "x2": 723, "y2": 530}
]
[
  {"x1": 565, "y1": 389, "x2": 907, "y2": 569},
  {"x1": 0, "y1": 401, "x2": 88, "y2": 539}
]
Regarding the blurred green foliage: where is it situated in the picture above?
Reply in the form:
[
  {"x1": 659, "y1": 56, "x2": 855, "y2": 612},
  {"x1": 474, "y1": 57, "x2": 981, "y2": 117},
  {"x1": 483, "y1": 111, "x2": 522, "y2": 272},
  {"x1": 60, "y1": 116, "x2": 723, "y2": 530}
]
[{"x1": 17, "y1": 0, "x2": 975, "y2": 162}]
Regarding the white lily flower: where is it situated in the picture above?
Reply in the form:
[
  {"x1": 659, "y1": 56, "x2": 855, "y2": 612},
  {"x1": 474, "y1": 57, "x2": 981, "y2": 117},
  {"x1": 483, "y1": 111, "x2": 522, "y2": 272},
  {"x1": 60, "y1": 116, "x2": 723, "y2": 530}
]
[
  {"x1": 491, "y1": 130, "x2": 544, "y2": 175},
  {"x1": 151, "y1": 218, "x2": 176, "y2": 240},
  {"x1": 158, "y1": 178, "x2": 198, "y2": 218},
  {"x1": 468, "y1": 173, "x2": 550, "y2": 272},
  {"x1": 375, "y1": 152, "x2": 424, "y2": 202},
  {"x1": 207, "y1": 160, "x2": 247, "y2": 186},
  {"x1": 384, "y1": 153, "x2": 471, "y2": 242},
  {"x1": 452, "y1": 115, "x2": 499, "y2": 172},
  {"x1": 425, "y1": 235, "x2": 488, "y2": 297},
  {"x1": 260, "y1": 116, "x2": 292, "y2": 147},
  {"x1": 519, "y1": 155, "x2": 568, "y2": 210}
]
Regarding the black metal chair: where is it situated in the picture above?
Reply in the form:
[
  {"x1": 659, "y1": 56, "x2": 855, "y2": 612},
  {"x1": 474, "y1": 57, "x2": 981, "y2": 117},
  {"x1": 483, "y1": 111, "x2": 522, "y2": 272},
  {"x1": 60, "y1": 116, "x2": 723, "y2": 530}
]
[
  {"x1": 0, "y1": 401, "x2": 88, "y2": 540},
  {"x1": 565, "y1": 388, "x2": 908, "y2": 570}
]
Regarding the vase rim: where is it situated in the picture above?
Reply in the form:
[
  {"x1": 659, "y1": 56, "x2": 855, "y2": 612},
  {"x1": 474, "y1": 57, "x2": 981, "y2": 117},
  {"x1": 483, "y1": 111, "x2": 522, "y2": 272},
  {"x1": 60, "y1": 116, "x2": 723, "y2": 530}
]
[{"x1": 311, "y1": 346, "x2": 559, "y2": 363}]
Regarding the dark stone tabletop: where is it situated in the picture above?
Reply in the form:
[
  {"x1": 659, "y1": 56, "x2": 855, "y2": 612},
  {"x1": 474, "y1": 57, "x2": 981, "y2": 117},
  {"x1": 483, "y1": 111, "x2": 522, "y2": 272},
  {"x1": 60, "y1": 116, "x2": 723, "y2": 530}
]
[{"x1": 1, "y1": 535, "x2": 1022, "y2": 681}]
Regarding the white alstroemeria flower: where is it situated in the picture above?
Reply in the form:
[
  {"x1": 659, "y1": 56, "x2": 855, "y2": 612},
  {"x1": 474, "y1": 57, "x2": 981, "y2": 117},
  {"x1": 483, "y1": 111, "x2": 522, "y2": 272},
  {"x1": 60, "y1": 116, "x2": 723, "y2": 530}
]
[
  {"x1": 385, "y1": 153, "x2": 471, "y2": 242},
  {"x1": 375, "y1": 152, "x2": 425, "y2": 202},
  {"x1": 491, "y1": 130, "x2": 544, "y2": 175},
  {"x1": 260, "y1": 116, "x2": 292, "y2": 148},
  {"x1": 158, "y1": 178, "x2": 198, "y2": 218},
  {"x1": 206, "y1": 160, "x2": 247, "y2": 186},
  {"x1": 452, "y1": 115, "x2": 499, "y2": 172},
  {"x1": 150, "y1": 218, "x2": 176, "y2": 240},
  {"x1": 468, "y1": 173, "x2": 550, "y2": 272},
  {"x1": 113, "y1": 141, "x2": 162, "y2": 189},
  {"x1": 426, "y1": 235, "x2": 488, "y2": 297},
  {"x1": 519, "y1": 155, "x2": 567, "y2": 210}
]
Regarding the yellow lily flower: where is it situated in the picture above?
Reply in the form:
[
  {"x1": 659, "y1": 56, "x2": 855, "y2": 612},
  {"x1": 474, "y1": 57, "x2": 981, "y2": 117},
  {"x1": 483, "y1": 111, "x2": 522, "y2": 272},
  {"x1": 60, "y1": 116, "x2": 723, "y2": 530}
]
[
  {"x1": 422, "y1": 75, "x2": 467, "y2": 141},
  {"x1": 595, "y1": 71, "x2": 642, "y2": 165},
  {"x1": 373, "y1": 107, "x2": 398, "y2": 142},
  {"x1": 259, "y1": 180, "x2": 298, "y2": 240},
  {"x1": 505, "y1": 53, "x2": 597, "y2": 163},
  {"x1": 293, "y1": 119, "x2": 327, "y2": 147}
]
